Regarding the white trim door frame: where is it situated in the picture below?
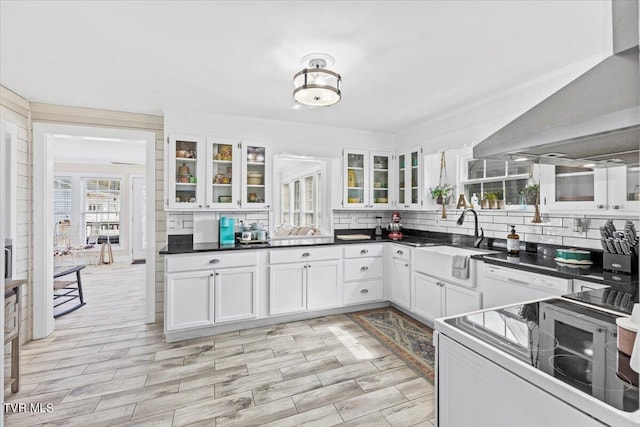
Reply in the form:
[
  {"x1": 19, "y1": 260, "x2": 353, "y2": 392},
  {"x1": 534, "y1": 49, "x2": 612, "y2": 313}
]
[
  {"x1": 33, "y1": 123, "x2": 156, "y2": 339},
  {"x1": 131, "y1": 175, "x2": 146, "y2": 261}
]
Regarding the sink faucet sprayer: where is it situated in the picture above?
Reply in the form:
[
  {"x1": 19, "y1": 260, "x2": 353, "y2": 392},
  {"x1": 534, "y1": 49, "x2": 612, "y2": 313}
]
[{"x1": 456, "y1": 208, "x2": 484, "y2": 248}]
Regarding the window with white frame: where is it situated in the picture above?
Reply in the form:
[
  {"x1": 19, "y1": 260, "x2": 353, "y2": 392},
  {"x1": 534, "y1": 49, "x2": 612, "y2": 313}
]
[
  {"x1": 53, "y1": 177, "x2": 72, "y2": 225},
  {"x1": 280, "y1": 171, "x2": 321, "y2": 228},
  {"x1": 83, "y1": 178, "x2": 121, "y2": 244},
  {"x1": 460, "y1": 157, "x2": 533, "y2": 207}
]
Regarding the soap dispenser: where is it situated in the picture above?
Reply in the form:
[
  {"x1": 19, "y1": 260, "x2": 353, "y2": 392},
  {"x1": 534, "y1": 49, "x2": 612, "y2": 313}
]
[{"x1": 507, "y1": 225, "x2": 520, "y2": 256}]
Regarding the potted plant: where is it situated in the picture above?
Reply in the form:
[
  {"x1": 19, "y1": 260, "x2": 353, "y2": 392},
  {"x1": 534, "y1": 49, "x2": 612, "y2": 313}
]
[
  {"x1": 495, "y1": 190, "x2": 505, "y2": 209},
  {"x1": 484, "y1": 192, "x2": 498, "y2": 209},
  {"x1": 430, "y1": 183, "x2": 453, "y2": 205},
  {"x1": 521, "y1": 183, "x2": 539, "y2": 205}
]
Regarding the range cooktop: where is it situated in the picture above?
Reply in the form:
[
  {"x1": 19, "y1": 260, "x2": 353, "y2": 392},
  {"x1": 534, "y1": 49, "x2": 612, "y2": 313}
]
[{"x1": 444, "y1": 298, "x2": 639, "y2": 412}]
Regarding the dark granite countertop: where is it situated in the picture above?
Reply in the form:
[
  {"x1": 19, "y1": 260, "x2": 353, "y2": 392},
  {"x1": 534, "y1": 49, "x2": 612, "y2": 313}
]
[{"x1": 159, "y1": 228, "x2": 638, "y2": 289}]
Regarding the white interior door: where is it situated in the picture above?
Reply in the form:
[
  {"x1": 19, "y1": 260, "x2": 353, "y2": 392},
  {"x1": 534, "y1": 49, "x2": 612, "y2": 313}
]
[{"x1": 131, "y1": 176, "x2": 146, "y2": 261}]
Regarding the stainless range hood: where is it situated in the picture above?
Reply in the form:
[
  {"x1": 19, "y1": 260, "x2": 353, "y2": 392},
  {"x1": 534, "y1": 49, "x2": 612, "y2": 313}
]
[{"x1": 473, "y1": 0, "x2": 639, "y2": 167}]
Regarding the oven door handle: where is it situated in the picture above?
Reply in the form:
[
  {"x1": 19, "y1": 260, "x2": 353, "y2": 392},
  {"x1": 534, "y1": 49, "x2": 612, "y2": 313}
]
[{"x1": 507, "y1": 277, "x2": 530, "y2": 286}]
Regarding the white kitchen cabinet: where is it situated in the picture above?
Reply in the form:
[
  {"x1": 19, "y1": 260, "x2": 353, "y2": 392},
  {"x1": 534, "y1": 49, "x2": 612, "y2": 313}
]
[
  {"x1": 343, "y1": 243, "x2": 384, "y2": 305},
  {"x1": 538, "y1": 164, "x2": 639, "y2": 213},
  {"x1": 269, "y1": 264, "x2": 307, "y2": 315},
  {"x1": 342, "y1": 149, "x2": 394, "y2": 209},
  {"x1": 165, "y1": 251, "x2": 258, "y2": 333},
  {"x1": 437, "y1": 334, "x2": 606, "y2": 427},
  {"x1": 269, "y1": 247, "x2": 341, "y2": 315},
  {"x1": 214, "y1": 266, "x2": 257, "y2": 323},
  {"x1": 167, "y1": 134, "x2": 207, "y2": 209},
  {"x1": 396, "y1": 146, "x2": 423, "y2": 209},
  {"x1": 166, "y1": 135, "x2": 270, "y2": 210},
  {"x1": 389, "y1": 244, "x2": 411, "y2": 310},
  {"x1": 269, "y1": 260, "x2": 341, "y2": 315},
  {"x1": 306, "y1": 260, "x2": 341, "y2": 310},
  {"x1": 241, "y1": 140, "x2": 270, "y2": 209},
  {"x1": 413, "y1": 272, "x2": 480, "y2": 321},
  {"x1": 206, "y1": 137, "x2": 240, "y2": 209},
  {"x1": 165, "y1": 270, "x2": 215, "y2": 331}
]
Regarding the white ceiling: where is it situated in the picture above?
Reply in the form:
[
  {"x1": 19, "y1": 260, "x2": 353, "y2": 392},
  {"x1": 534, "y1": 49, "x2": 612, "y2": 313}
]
[{"x1": 0, "y1": 1, "x2": 612, "y2": 134}]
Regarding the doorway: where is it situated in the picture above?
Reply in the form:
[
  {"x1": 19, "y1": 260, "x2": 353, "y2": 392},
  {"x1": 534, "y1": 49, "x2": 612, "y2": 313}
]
[{"x1": 33, "y1": 123, "x2": 156, "y2": 339}]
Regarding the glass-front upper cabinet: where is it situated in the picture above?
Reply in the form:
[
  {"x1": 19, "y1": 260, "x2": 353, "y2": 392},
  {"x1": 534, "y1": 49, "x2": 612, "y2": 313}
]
[
  {"x1": 167, "y1": 135, "x2": 206, "y2": 209},
  {"x1": 344, "y1": 150, "x2": 367, "y2": 208},
  {"x1": 241, "y1": 141, "x2": 270, "y2": 209},
  {"x1": 539, "y1": 164, "x2": 607, "y2": 211},
  {"x1": 206, "y1": 137, "x2": 239, "y2": 209},
  {"x1": 370, "y1": 152, "x2": 393, "y2": 208},
  {"x1": 606, "y1": 163, "x2": 640, "y2": 211},
  {"x1": 342, "y1": 149, "x2": 393, "y2": 209},
  {"x1": 397, "y1": 147, "x2": 422, "y2": 209}
]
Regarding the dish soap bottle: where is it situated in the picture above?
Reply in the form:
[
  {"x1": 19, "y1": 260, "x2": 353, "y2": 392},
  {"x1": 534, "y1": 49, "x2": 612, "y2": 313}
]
[
  {"x1": 470, "y1": 193, "x2": 479, "y2": 209},
  {"x1": 507, "y1": 225, "x2": 520, "y2": 256}
]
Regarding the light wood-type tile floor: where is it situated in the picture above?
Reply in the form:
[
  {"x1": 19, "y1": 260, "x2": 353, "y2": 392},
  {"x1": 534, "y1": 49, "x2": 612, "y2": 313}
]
[{"x1": 5, "y1": 262, "x2": 435, "y2": 426}]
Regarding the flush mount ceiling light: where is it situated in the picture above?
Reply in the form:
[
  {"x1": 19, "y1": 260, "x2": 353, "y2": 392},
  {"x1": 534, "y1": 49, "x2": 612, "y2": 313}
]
[{"x1": 293, "y1": 53, "x2": 341, "y2": 107}]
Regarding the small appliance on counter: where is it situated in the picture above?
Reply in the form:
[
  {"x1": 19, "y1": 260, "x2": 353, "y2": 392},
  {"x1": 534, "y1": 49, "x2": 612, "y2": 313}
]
[
  {"x1": 219, "y1": 217, "x2": 235, "y2": 245},
  {"x1": 388, "y1": 211, "x2": 403, "y2": 240},
  {"x1": 238, "y1": 221, "x2": 269, "y2": 244}
]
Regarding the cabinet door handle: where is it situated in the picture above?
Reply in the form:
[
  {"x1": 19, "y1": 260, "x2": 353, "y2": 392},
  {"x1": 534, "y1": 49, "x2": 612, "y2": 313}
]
[
  {"x1": 210, "y1": 273, "x2": 214, "y2": 277},
  {"x1": 198, "y1": 205, "x2": 202, "y2": 208},
  {"x1": 507, "y1": 278, "x2": 530, "y2": 286},
  {"x1": 361, "y1": 289, "x2": 369, "y2": 294},
  {"x1": 360, "y1": 249, "x2": 368, "y2": 254},
  {"x1": 612, "y1": 205, "x2": 619, "y2": 210},
  {"x1": 307, "y1": 264, "x2": 311, "y2": 268},
  {"x1": 302, "y1": 252, "x2": 310, "y2": 257},
  {"x1": 209, "y1": 259, "x2": 220, "y2": 264},
  {"x1": 215, "y1": 272, "x2": 219, "y2": 276},
  {"x1": 436, "y1": 281, "x2": 444, "y2": 287},
  {"x1": 361, "y1": 266, "x2": 368, "y2": 271},
  {"x1": 405, "y1": 264, "x2": 409, "y2": 267},
  {"x1": 597, "y1": 204, "x2": 606, "y2": 209},
  {"x1": 396, "y1": 250, "x2": 403, "y2": 255}
]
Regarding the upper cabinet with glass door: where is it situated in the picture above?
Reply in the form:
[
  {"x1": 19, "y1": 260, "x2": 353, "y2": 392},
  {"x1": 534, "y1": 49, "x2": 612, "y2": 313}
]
[
  {"x1": 206, "y1": 137, "x2": 239, "y2": 209},
  {"x1": 342, "y1": 149, "x2": 393, "y2": 209},
  {"x1": 539, "y1": 164, "x2": 607, "y2": 211},
  {"x1": 370, "y1": 152, "x2": 393, "y2": 208},
  {"x1": 397, "y1": 147, "x2": 422, "y2": 209},
  {"x1": 167, "y1": 135, "x2": 206, "y2": 210},
  {"x1": 241, "y1": 141, "x2": 270, "y2": 209},
  {"x1": 534, "y1": 163, "x2": 638, "y2": 213}
]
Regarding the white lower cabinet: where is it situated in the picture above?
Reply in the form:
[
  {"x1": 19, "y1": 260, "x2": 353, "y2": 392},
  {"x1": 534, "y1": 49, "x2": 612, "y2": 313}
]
[
  {"x1": 390, "y1": 253, "x2": 411, "y2": 310},
  {"x1": 437, "y1": 334, "x2": 605, "y2": 427},
  {"x1": 214, "y1": 266, "x2": 257, "y2": 323},
  {"x1": 269, "y1": 248, "x2": 341, "y2": 316},
  {"x1": 343, "y1": 244, "x2": 384, "y2": 306},
  {"x1": 413, "y1": 272, "x2": 481, "y2": 321},
  {"x1": 166, "y1": 270, "x2": 215, "y2": 331}
]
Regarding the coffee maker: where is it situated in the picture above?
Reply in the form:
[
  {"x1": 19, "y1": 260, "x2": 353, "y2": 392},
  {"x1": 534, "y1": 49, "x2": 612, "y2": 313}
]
[
  {"x1": 388, "y1": 211, "x2": 403, "y2": 240},
  {"x1": 219, "y1": 217, "x2": 235, "y2": 245}
]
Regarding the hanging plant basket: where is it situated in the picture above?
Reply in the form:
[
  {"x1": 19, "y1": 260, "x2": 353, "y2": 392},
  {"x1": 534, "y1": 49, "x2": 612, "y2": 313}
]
[{"x1": 436, "y1": 194, "x2": 452, "y2": 205}]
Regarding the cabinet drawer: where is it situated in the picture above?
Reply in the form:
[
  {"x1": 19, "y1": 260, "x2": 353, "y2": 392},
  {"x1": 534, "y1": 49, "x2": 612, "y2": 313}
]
[
  {"x1": 344, "y1": 280, "x2": 383, "y2": 305},
  {"x1": 270, "y1": 246, "x2": 341, "y2": 264},
  {"x1": 166, "y1": 251, "x2": 257, "y2": 273},
  {"x1": 344, "y1": 257, "x2": 383, "y2": 282},
  {"x1": 344, "y1": 244, "x2": 384, "y2": 259},
  {"x1": 390, "y1": 245, "x2": 410, "y2": 262}
]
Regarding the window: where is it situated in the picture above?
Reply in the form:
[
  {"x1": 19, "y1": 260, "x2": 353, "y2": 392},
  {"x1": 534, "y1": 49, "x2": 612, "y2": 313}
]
[
  {"x1": 53, "y1": 177, "x2": 72, "y2": 225},
  {"x1": 279, "y1": 171, "x2": 321, "y2": 228},
  {"x1": 460, "y1": 158, "x2": 533, "y2": 206},
  {"x1": 83, "y1": 178, "x2": 121, "y2": 244}
]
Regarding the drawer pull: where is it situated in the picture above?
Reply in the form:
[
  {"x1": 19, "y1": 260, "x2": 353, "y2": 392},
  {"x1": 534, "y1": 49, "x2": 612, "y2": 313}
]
[
  {"x1": 396, "y1": 250, "x2": 403, "y2": 255},
  {"x1": 360, "y1": 249, "x2": 368, "y2": 255},
  {"x1": 361, "y1": 289, "x2": 369, "y2": 294},
  {"x1": 209, "y1": 259, "x2": 220, "y2": 264},
  {"x1": 302, "y1": 252, "x2": 311, "y2": 257},
  {"x1": 361, "y1": 266, "x2": 369, "y2": 271}
]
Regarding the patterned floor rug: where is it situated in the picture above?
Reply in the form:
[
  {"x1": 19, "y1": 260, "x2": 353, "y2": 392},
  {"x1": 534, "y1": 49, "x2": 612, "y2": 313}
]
[{"x1": 348, "y1": 307, "x2": 435, "y2": 383}]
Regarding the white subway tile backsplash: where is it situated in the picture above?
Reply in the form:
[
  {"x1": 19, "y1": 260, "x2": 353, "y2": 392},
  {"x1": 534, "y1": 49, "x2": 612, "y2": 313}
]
[
  {"x1": 524, "y1": 234, "x2": 562, "y2": 245},
  {"x1": 492, "y1": 215, "x2": 524, "y2": 225},
  {"x1": 561, "y1": 237, "x2": 603, "y2": 250}
]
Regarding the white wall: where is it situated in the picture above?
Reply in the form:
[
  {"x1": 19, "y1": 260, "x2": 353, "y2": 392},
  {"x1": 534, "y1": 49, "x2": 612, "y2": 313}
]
[
  {"x1": 396, "y1": 54, "x2": 607, "y2": 156},
  {"x1": 164, "y1": 109, "x2": 395, "y2": 158}
]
